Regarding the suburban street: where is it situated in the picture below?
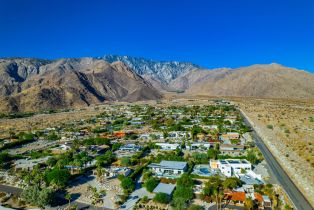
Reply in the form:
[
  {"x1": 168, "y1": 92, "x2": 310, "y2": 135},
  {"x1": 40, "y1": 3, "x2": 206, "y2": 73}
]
[{"x1": 240, "y1": 111, "x2": 313, "y2": 210}]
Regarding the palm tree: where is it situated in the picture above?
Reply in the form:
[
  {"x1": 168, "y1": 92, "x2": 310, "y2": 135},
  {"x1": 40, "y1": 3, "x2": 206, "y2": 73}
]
[
  {"x1": 245, "y1": 197, "x2": 254, "y2": 210},
  {"x1": 65, "y1": 193, "x2": 71, "y2": 207},
  {"x1": 213, "y1": 188, "x2": 224, "y2": 210}
]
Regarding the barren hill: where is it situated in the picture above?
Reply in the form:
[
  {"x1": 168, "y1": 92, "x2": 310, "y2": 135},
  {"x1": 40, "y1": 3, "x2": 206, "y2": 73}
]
[
  {"x1": 0, "y1": 58, "x2": 161, "y2": 112},
  {"x1": 171, "y1": 63, "x2": 314, "y2": 99}
]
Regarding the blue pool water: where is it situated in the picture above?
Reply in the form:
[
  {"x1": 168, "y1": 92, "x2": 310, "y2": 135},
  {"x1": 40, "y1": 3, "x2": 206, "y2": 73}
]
[{"x1": 199, "y1": 167, "x2": 210, "y2": 174}]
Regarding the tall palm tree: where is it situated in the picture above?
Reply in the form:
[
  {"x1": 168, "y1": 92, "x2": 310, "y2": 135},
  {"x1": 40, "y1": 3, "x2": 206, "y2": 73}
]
[
  {"x1": 213, "y1": 188, "x2": 224, "y2": 210},
  {"x1": 65, "y1": 193, "x2": 71, "y2": 207},
  {"x1": 245, "y1": 197, "x2": 254, "y2": 210}
]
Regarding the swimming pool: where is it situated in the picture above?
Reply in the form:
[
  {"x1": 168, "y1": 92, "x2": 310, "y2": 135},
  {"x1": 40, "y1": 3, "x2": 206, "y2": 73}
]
[
  {"x1": 199, "y1": 167, "x2": 210, "y2": 174},
  {"x1": 193, "y1": 165, "x2": 216, "y2": 177}
]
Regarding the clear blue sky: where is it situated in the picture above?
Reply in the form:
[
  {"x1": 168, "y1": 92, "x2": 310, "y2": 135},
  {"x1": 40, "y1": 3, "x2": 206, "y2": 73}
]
[{"x1": 0, "y1": 0, "x2": 314, "y2": 72}]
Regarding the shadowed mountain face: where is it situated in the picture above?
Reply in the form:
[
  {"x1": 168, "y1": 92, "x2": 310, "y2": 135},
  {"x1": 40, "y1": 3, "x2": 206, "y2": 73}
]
[
  {"x1": 0, "y1": 58, "x2": 161, "y2": 112},
  {"x1": 170, "y1": 64, "x2": 314, "y2": 99},
  {"x1": 103, "y1": 55, "x2": 200, "y2": 90}
]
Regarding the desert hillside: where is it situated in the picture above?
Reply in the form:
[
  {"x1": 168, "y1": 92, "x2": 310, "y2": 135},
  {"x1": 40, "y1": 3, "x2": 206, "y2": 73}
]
[
  {"x1": 0, "y1": 58, "x2": 161, "y2": 112},
  {"x1": 171, "y1": 64, "x2": 314, "y2": 99}
]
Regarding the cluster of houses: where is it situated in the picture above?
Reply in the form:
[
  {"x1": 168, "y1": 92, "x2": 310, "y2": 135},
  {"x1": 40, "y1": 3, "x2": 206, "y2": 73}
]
[{"x1": 0, "y1": 103, "x2": 277, "y2": 209}]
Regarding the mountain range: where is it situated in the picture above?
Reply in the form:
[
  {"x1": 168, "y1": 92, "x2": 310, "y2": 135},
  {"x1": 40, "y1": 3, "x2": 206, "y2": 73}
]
[
  {"x1": 0, "y1": 58, "x2": 161, "y2": 112},
  {"x1": 0, "y1": 55, "x2": 313, "y2": 112}
]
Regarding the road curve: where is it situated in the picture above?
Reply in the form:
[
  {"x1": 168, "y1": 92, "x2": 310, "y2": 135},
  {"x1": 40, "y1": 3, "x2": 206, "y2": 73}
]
[{"x1": 240, "y1": 111, "x2": 313, "y2": 210}]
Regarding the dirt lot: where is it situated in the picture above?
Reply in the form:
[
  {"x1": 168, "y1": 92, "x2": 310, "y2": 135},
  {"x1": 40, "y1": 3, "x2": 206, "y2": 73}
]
[{"x1": 235, "y1": 98, "x2": 314, "y2": 206}]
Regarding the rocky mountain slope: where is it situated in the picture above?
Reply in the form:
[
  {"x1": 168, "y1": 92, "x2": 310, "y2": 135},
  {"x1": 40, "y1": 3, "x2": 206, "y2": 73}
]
[
  {"x1": 0, "y1": 58, "x2": 161, "y2": 112},
  {"x1": 170, "y1": 63, "x2": 314, "y2": 99},
  {"x1": 103, "y1": 55, "x2": 199, "y2": 89},
  {"x1": 1, "y1": 56, "x2": 313, "y2": 112}
]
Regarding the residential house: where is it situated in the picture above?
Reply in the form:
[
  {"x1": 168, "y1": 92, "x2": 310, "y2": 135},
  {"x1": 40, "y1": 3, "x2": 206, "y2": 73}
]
[
  {"x1": 156, "y1": 143, "x2": 180, "y2": 150},
  {"x1": 186, "y1": 142, "x2": 212, "y2": 150},
  {"x1": 224, "y1": 191, "x2": 246, "y2": 205},
  {"x1": 211, "y1": 159, "x2": 252, "y2": 177},
  {"x1": 148, "y1": 160, "x2": 187, "y2": 178},
  {"x1": 13, "y1": 156, "x2": 51, "y2": 172},
  {"x1": 220, "y1": 144, "x2": 245, "y2": 156},
  {"x1": 119, "y1": 144, "x2": 142, "y2": 152}
]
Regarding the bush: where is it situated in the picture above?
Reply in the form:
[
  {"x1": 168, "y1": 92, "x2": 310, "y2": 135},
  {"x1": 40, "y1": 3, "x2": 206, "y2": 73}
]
[
  {"x1": 0, "y1": 153, "x2": 12, "y2": 169},
  {"x1": 121, "y1": 177, "x2": 135, "y2": 193},
  {"x1": 144, "y1": 177, "x2": 159, "y2": 192},
  {"x1": 120, "y1": 157, "x2": 131, "y2": 166},
  {"x1": 153, "y1": 192, "x2": 169, "y2": 204},
  {"x1": 21, "y1": 186, "x2": 55, "y2": 207},
  {"x1": 266, "y1": 124, "x2": 273, "y2": 129}
]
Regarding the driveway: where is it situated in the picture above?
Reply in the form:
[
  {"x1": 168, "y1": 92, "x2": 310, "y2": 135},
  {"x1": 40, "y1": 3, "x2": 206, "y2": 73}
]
[{"x1": 119, "y1": 176, "x2": 154, "y2": 210}]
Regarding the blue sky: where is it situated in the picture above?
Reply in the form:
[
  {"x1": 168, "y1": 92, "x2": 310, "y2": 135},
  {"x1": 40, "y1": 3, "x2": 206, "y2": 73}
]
[{"x1": 0, "y1": 0, "x2": 314, "y2": 72}]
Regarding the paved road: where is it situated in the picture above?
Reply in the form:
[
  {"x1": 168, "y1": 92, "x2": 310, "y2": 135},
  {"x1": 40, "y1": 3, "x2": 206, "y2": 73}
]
[
  {"x1": 0, "y1": 184, "x2": 111, "y2": 210},
  {"x1": 0, "y1": 184, "x2": 22, "y2": 195},
  {"x1": 240, "y1": 110, "x2": 313, "y2": 210}
]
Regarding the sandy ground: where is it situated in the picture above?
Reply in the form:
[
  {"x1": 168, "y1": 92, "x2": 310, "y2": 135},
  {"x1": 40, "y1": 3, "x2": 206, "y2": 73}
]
[
  {"x1": 67, "y1": 174, "x2": 122, "y2": 209},
  {"x1": 237, "y1": 98, "x2": 314, "y2": 206}
]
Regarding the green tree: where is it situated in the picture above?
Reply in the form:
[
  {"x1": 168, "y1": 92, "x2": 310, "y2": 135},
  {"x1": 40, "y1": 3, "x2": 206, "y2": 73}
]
[
  {"x1": 153, "y1": 192, "x2": 170, "y2": 204},
  {"x1": 172, "y1": 173, "x2": 194, "y2": 209},
  {"x1": 45, "y1": 168, "x2": 70, "y2": 189},
  {"x1": 121, "y1": 177, "x2": 135, "y2": 193},
  {"x1": 0, "y1": 153, "x2": 12, "y2": 169},
  {"x1": 21, "y1": 185, "x2": 55, "y2": 207},
  {"x1": 222, "y1": 177, "x2": 242, "y2": 189},
  {"x1": 38, "y1": 188, "x2": 55, "y2": 207},
  {"x1": 96, "y1": 151, "x2": 116, "y2": 166},
  {"x1": 202, "y1": 176, "x2": 223, "y2": 205},
  {"x1": 120, "y1": 157, "x2": 131, "y2": 166},
  {"x1": 144, "y1": 177, "x2": 159, "y2": 192},
  {"x1": 65, "y1": 193, "x2": 72, "y2": 206},
  {"x1": 111, "y1": 143, "x2": 122, "y2": 151},
  {"x1": 247, "y1": 150, "x2": 258, "y2": 164},
  {"x1": 207, "y1": 148, "x2": 219, "y2": 160},
  {"x1": 47, "y1": 132, "x2": 60, "y2": 141},
  {"x1": 172, "y1": 197, "x2": 186, "y2": 210},
  {"x1": 176, "y1": 173, "x2": 193, "y2": 187}
]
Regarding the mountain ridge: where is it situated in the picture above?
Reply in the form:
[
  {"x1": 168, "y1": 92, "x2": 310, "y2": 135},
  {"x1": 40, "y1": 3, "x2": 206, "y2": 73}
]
[
  {"x1": 0, "y1": 57, "x2": 162, "y2": 112},
  {"x1": 0, "y1": 55, "x2": 313, "y2": 112}
]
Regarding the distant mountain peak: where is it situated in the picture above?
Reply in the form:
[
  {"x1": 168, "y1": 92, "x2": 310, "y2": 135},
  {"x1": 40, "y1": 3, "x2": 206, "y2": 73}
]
[{"x1": 102, "y1": 55, "x2": 200, "y2": 83}]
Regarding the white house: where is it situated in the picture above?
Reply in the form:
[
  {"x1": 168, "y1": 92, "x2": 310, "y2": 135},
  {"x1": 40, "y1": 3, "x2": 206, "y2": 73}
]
[
  {"x1": 186, "y1": 143, "x2": 212, "y2": 150},
  {"x1": 211, "y1": 159, "x2": 252, "y2": 177},
  {"x1": 168, "y1": 131, "x2": 191, "y2": 139},
  {"x1": 148, "y1": 160, "x2": 187, "y2": 178},
  {"x1": 156, "y1": 143, "x2": 179, "y2": 150}
]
